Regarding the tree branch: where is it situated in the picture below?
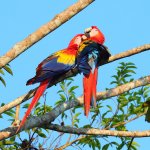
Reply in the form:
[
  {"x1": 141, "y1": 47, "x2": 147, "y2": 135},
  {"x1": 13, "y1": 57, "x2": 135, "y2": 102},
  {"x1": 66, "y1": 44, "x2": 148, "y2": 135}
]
[
  {"x1": 1, "y1": 122, "x2": 150, "y2": 142},
  {"x1": 108, "y1": 44, "x2": 150, "y2": 63},
  {"x1": 0, "y1": 0, "x2": 94, "y2": 69},
  {"x1": 0, "y1": 44, "x2": 150, "y2": 114},
  {"x1": 44, "y1": 124, "x2": 150, "y2": 138}
]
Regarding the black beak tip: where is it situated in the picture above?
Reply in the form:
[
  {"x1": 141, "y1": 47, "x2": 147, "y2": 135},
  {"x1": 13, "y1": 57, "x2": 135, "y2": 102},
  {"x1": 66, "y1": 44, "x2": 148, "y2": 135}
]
[{"x1": 84, "y1": 32, "x2": 90, "y2": 38}]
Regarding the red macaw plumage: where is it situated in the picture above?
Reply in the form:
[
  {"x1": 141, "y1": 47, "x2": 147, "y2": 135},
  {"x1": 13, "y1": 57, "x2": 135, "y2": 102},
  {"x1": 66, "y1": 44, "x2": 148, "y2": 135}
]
[
  {"x1": 77, "y1": 26, "x2": 110, "y2": 117},
  {"x1": 17, "y1": 34, "x2": 84, "y2": 132}
]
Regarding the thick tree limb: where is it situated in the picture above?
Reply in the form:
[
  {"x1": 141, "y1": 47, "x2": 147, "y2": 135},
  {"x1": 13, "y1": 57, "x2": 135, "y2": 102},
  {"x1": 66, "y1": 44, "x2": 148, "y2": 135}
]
[
  {"x1": 0, "y1": 44, "x2": 150, "y2": 114},
  {"x1": 1, "y1": 121, "x2": 150, "y2": 141},
  {"x1": 0, "y1": 0, "x2": 94, "y2": 69}
]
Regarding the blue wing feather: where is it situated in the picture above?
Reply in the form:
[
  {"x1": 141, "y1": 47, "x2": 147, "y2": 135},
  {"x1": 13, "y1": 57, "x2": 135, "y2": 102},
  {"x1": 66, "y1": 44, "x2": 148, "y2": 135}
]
[
  {"x1": 27, "y1": 50, "x2": 76, "y2": 85},
  {"x1": 77, "y1": 41, "x2": 110, "y2": 74}
]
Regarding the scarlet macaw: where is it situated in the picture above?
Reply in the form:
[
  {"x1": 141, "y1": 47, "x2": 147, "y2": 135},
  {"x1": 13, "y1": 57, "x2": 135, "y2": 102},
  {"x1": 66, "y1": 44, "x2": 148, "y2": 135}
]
[
  {"x1": 77, "y1": 26, "x2": 111, "y2": 117},
  {"x1": 17, "y1": 34, "x2": 84, "y2": 132}
]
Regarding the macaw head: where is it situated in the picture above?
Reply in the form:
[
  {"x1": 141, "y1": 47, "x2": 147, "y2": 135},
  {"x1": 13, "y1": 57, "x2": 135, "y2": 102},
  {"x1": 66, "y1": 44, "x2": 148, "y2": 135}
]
[
  {"x1": 84, "y1": 26, "x2": 105, "y2": 44},
  {"x1": 68, "y1": 34, "x2": 84, "y2": 48}
]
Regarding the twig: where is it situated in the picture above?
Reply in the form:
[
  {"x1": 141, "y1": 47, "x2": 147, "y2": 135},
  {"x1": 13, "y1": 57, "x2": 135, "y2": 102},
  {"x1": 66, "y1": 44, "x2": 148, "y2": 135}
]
[
  {"x1": 103, "y1": 101, "x2": 120, "y2": 129},
  {"x1": 110, "y1": 111, "x2": 147, "y2": 129},
  {"x1": 127, "y1": 137, "x2": 134, "y2": 150},
  {"x1": 55, "y1": 136, "x2": 85, "y2": 150}
]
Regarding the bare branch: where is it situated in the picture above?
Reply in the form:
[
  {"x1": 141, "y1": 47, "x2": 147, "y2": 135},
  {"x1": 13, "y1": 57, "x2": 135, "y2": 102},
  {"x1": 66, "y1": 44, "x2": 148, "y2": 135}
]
[
  {"x1": 43, "y1": 124, "x2": 150, "y2": 138},
  {"x1": 11, "y1": 105, "x2": 20, "y2": 127},
  {"x1": 1, "y1": 122, "x2": 150, "y2": 141},
  {"x1": 0, "y1": 44, "x2": 150, "y2": 114},
  {"x1": 108, "y1": 44, "x2": 150, "y2": 63},
  {"x1": 0, "y1": 0, "x2": 94, "y2": 69},
  {"x1": 0, "y1": 88, "x2": 37, "y2": 114},
  {"x1": 55, "y1": 136, "x2": 84, "y2": 150}
]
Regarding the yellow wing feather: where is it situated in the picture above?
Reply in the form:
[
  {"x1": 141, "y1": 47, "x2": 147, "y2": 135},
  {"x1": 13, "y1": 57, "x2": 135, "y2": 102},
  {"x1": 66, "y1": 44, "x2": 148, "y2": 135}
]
[{"x1": 54, "y1": 49, "x2": 76, "y2": 65}]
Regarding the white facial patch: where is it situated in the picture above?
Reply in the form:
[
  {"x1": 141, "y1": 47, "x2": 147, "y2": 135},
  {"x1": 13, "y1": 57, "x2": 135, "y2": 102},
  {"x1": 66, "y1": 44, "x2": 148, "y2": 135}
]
[{"x1": 84, "y1": 27, "x2": 92, "y2": 33}]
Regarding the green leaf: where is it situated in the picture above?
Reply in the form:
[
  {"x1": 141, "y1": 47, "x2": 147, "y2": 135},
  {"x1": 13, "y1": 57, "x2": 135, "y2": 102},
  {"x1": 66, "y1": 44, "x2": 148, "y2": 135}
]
[
  {"x1": 69, "y1": 86, "x2": 79, "y2": 93},
  {"x1": 110, "y1": 141, "x2": 119, "y2": 147},
  {"x1": 0, "y1": 69, "x2": 5, "y2": 75},
  {"x1": 106, "y1": 105, "x2": 112, "y2": 111},
  {"x1": 117, "y1": 141, "x2": 126, "y2": 149},
  {"x1": 0, "y1": 76, "x2": 6, "y2": 86},
  {"x1": 74, "y1": 112, "x2": 81, "y2": 118},
  {"x1": 66, "y1": 77, "x2": 74, "y2": 81},
  {"x1": 126, "y1": 65, "x2": 137, "y2": 69},
  {"x1": 126, "y1": 62, "x2": 135, "y2": 66},
  {"x1": 4, "y1": 65, "x2": 13, "y2": 75},
  {"x1": 60, "y1": 83, "x2": 65, "y2": 91},
  {"x1": 67, "y1": 81, "x2": 72, "y2": 87},
  {"x1": 4, "y1": 111, "x2": 14, "y2": 118},
  {"x1": 110, "y1": 81, "x2": 118, "y2": 85},
  {"x1": 55, "y1": 99, "x2": 64, "y2": 105},
  {"x1": 111, "y1": 75, "x2": 119, "y2": 81},
  {"x1": 124, "y1": 69, "x2": 136, "y2": 74},
  {"x1": 102, "y1": 144, "x2": 109, "y2": 150},
  {"x1": 22, "y1": 103, "x2": 30, "y2": 108},
  {"x1": 36, "y1": 130, "x2": 47, "y2": 138},
  {"x1": 59, "y1": 94, "x2": 66, "y2": 101},
  {"x1": 57, "y1": 90, "x2": 63, "y2": 93}
]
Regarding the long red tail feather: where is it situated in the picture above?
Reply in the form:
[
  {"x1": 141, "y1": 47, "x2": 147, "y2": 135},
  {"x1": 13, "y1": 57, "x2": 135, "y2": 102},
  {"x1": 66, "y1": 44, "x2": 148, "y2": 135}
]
[
  {"x1": 83, "y1": 67, "x2": 98, "y2": 117},
  {"x1": 83, "y1": 72, "x2": 93, "y2": 117},
  {"x1": 92, "y1": 67, "x2": 98, "y2": 108},
  {"x1": 16, "y1": 80, "x2": 49, "y2": 133}
]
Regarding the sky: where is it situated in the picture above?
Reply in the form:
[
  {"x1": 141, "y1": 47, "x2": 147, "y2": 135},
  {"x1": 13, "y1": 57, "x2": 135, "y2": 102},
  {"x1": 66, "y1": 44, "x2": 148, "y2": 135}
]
[{"x1": 0, "y1": 0, "x2": 150, "y2": 149}]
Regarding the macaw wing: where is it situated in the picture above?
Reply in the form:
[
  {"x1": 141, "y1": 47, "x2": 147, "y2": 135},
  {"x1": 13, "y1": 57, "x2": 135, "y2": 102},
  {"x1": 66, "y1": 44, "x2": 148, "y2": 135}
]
[
  {"x1": 27, "y1": 49, "x2": 76, "y2": 84},
  {"x1": 77, "y1": 40, "x2": 111, "y2": 75}
]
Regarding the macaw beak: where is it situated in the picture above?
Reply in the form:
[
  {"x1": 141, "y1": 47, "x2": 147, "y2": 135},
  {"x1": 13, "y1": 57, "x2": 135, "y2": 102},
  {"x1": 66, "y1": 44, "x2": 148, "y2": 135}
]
[{"x1": 84, "y1": 27, "x2": 92, "y2": 38}]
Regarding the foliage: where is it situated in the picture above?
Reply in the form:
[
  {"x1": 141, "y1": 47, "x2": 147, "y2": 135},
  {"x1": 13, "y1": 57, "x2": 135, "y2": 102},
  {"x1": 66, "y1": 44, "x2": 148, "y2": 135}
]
[
  {"x1": 1, "y1": 62, "x2": 150, "y2": 149},
  {"x1": 0, "y1": 64, "x2": 13, "y2": 86},
  {"x1": 75, "y1": 62, "x2": 148, "y2": 150}
]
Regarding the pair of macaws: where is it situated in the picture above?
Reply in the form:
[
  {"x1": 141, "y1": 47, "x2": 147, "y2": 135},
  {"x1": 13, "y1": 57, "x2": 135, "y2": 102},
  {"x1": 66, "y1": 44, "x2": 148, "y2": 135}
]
[{"x1": 17, "y1": 26, "x2": 111, "y2": 132}]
